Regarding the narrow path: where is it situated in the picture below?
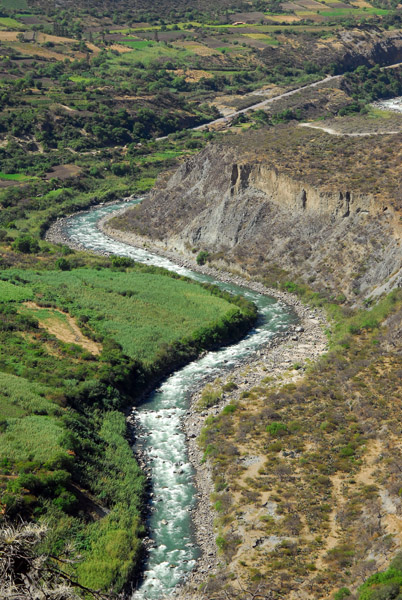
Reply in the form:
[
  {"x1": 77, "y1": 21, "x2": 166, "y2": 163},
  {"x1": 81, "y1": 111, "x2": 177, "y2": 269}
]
[
  {"x1": 23, "y1": 301, "x2": 102, "y2": 355},
  {"x1": 299, "y1": 122, "x2": 401, "y2": 136},
  {"x1": 191, "y1": 75, "x2": 341, "y2": 132}
]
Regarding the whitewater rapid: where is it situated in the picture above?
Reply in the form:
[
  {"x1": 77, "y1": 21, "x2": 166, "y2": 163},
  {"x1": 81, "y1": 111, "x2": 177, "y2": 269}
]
[{"x1": 64, "y1": 201, "x2": 297, "y2": 598}]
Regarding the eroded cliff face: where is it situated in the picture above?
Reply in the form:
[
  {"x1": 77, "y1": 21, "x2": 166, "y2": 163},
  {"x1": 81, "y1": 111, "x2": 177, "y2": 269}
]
[{"x1": 115, "y1": 136, "x2": 401, "y2": 302}]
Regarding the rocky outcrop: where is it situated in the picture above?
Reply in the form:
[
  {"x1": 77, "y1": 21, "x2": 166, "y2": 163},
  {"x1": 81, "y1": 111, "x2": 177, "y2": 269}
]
[
  {"x1": 261, "y1": 28, "x2": 402, "y2": 74},
  {"x1": 113, "y1": 130, "x2": 401, "y2": 302}
]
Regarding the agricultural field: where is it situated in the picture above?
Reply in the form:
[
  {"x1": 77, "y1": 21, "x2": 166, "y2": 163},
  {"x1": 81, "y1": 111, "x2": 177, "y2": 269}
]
[{"x1": 8, "y1": 267, "x2": 249, "y2": 363}]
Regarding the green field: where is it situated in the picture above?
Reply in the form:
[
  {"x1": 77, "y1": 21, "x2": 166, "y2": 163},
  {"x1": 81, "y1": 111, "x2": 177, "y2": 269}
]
[
  {"x1": 11, "y1": 268, "x2": 243, "y2": 363},
  {"x1": 136, "y1": 150, "x2": 185, "y2": 164},
  {"x1": 0, "y1": 415, "x2": 66, "y2": 462},
  {"x1": 120, "y1": 39, "x2": 155, "y2": 49},
  {"x1": 110, "y1": 42, "x2": 193, "y2": 65},
  {"x1": 242, "y1": 33, "x2": 279, "y2": 45},
  {"x1": 69, "y1": 75, "x2": 97, "y2": 84},
  {"x1": 0, "y1": 372, "x2": 55, "y2": 420},
  {"x1": 0, "y1": 16, "x2": 25, "y2": 29},
  {"x1": 0, "y1": 0, "x2": 27, "y2": 8},
  {"x1": 319, "y1": 6, "x2": 391, "y2": 15}
]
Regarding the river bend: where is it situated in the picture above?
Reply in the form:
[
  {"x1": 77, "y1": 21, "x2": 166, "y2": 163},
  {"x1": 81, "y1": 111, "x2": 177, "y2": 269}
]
[{"x1": 64, "y1": 201, "x2": 297, "y2": 599}]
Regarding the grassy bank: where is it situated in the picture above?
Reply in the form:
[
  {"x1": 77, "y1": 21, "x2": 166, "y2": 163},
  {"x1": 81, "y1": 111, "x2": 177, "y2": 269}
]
[{"x1": 0, "y1": 261, "x2": 256, "y2": 593}]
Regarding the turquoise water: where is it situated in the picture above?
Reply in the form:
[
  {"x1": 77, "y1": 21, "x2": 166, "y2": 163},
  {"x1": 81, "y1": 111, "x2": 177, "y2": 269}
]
[{"x1": 65, "y1": 202, "x2": 297, "y2": 598}]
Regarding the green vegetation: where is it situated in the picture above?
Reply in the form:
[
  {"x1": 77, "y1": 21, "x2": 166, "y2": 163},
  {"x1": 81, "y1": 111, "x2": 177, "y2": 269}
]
[
  {"x1": 197, "y1": 380, "x2": 223, "y2": 410},
  {"x1": 342, "y1": 64, "x2": 402, "y2": 104},
  {"x1": 0, "y1": 172, "x2": 35, "y2": 181},
  {"x1": 358, "y1": 554, "x2": 402, "y2": 599},
  {"x1": 0, "y1": 259, "x2": 256, "y2": 593},
  {"x1": 0, "y1": 0, "x2": 401, "y2": 597},
  {"x1": 0, "y1": 279, "x2": 32, "y2": 301},
  {"x1": 0, "y1": 16, "x2": 24, "y2": 28},
  {"x1": 196, "y1": 250, "x2": 210, "y2": 265},
  {"x1": 76, "y1": 411, "x2": 145, "y2": 591},
  {"x1": 6, "y1": 267, "x2": 255, "y2": 364}
]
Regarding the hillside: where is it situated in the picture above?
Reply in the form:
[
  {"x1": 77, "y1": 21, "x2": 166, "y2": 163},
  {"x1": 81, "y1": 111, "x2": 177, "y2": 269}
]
[{"x1": 109, "y1": 121, "x2": 402, "y2": 302}]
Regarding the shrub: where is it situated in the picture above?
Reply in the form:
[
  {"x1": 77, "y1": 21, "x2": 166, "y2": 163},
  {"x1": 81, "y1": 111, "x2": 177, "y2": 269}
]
[
  {"x1": 216, "y1": 535, "x2": 227, "y2": 551},
  {"x1": 111, "y1": 256, "x2": 135, "y2": 268},
  {"x1": 197, "y1": 385, "x2": 222, "y2": 411},
  {"x1": 222, "y1": 404, "x2": 237, "y2": 415},
  {"x1": 55, "y1": 258, "x2": 71, "y2": 271},
  {"x1": 334, "y1": 588, "x2": 351, "y2": 600},
  {"x1": 267, "y1": 422, "x2": 288, "y2": 436},
  {"x1": 52, "y1": 490, "x2": 77, "y2": 512},
  {"x1": 196, "y1": 250, "x2": 210, "y2": 265},
  {"x1": 12, "y1": 236, "x2": 39, "y2": 254}
]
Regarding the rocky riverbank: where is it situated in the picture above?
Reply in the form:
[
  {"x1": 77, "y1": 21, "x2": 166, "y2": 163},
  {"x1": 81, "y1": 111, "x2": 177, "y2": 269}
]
[
  {"x1": 98, "y1": 211, "x2": 328, "y2": 599},
  {"x1": 173, "y1": 309, "x2": 326, "y2": 599}
]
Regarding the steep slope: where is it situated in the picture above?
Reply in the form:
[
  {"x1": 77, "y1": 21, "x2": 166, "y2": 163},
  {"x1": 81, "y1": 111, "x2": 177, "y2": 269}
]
[{"x1": 109, "y1": 124, "x2": 402, "y2": 302}]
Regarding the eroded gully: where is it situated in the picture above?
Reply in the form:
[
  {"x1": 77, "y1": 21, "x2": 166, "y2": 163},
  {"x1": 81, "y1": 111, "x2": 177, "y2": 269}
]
[{"x1": 59, "y1": 200, "x2": 298, "y2": 599}]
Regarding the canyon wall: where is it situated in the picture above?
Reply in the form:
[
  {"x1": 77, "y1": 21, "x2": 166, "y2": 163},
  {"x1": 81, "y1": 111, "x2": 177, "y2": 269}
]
[{"x1": 113, "y1": 138, "x2": 401, "y2": 302}]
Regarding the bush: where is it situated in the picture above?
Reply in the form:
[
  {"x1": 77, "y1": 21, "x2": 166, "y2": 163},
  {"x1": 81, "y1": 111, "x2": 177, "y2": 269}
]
[
  {"x1": 12, "y1": 236, "x2": 39, "y2": 254},
  {"x1": 216, "y1": 535, "x2": 227, "y2": 551},
  {"x1": 222, "y1": 404, "x2": 237, "y2": 415},
  {"x1": 334, "y1": 588, "x2": 351, "y2": 600},
  {"x1": 111, "y1": 256, "x2": 134, "y2": 268},
  {"x1": 52, "y1": 490, "x2": 77, "y2": 512},
  {"x1": 267, "y1": 422, "x2": 288, "y2": 436},
  {"x1": 55, "y1": 258, "x2": 71, "y2": 271},
  {"x1": 197, "y1": 384, "x2": 222, "y2": 410}
]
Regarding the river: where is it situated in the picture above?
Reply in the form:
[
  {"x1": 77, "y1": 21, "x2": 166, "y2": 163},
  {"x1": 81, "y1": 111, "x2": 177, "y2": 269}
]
[{"x1": 63, "y1": 200, "x2": 297, "y2": 599}]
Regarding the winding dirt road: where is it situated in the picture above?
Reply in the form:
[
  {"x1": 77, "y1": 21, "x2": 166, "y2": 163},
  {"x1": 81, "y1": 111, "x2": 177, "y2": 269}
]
[
  {"x1": 192, "y1": 74, "x2": 341, "y2": 131},
  {"x1": 157, "y1": 60, "x2": 402, "y2": 140}
]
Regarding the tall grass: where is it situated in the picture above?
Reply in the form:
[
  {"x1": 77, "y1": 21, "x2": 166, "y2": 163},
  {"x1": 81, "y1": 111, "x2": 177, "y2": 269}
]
[
  {"x1": 14, "y1": 268, "x2": 241, "y2": 364},
  {"x1": 0, "y1": 280, "x2": 33, "y2": 302},
  {"x1": 0, "y1": 372, "x2": 56, "y2": 419},
  {"x1": 0, "y1": 415, "x2": 66, "y2": 463},
  {"x1": 76, "y1": 411, "x2": 145, "y2": 591}
]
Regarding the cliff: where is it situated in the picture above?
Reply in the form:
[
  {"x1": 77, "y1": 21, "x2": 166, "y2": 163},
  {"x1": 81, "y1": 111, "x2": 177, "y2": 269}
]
[{"x1": 112, "y1": 125, "x2": 402, "y2": 302}]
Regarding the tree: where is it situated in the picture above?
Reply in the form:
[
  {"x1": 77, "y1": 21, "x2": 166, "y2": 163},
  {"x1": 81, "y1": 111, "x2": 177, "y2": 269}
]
[
  {"x1": 196, "y1": 250, "x2": 210, "y2": 265},
  {"x1": 12, "y1": 235, "x2": 39, "y2": 254}
]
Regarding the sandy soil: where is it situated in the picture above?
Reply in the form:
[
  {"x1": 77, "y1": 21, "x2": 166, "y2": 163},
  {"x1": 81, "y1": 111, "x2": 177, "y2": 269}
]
[
  {"x1": 300, "y1": 122, "x2": 401, "y2": 136},
  {"x1": 23, "y1": 302, "x2": 101, "y2": 355}
]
